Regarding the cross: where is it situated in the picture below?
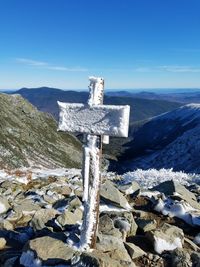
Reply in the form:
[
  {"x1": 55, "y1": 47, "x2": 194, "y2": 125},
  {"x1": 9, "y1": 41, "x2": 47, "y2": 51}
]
[{"x1": 57, "y1": 77, "x2": 130, "y2": 250}]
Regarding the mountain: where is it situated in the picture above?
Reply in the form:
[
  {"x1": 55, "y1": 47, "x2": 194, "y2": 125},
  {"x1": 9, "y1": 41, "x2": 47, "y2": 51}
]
[
  {"x1": 0, "y1": 93, "x2": 82, "y2": 169},
  {"x1": 119, "y1": 104, "x2": 200, "y2": 173},
  {"x1": 14, "y1": 87, "x2": 182, "y2": 123}
]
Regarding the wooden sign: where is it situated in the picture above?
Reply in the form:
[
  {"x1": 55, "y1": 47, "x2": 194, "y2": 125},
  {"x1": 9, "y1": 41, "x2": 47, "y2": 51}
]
[
  {"x1": 57, "y1": 102, "x2": 130, "y2": 137},
  {"x1": 58, "y1": 77, "x2": 130, "y2": 251}
]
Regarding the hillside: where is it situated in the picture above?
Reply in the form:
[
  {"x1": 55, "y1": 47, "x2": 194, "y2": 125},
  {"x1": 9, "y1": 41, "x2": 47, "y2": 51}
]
[
  {"x1": 120, "y1": 104, "x2": 200, "y2": 173},
  {"x1": 14, "y1": 87, "x2": 182, "y2": 123},
  {"x1": 0, "y1": 93, "x2": 82, "y2": 169}
]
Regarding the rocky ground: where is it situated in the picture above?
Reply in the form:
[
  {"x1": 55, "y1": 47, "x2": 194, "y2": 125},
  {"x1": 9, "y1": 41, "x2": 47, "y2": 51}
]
[{"x1": 0, "y1": 168, "x2": 199, "y2": 267}]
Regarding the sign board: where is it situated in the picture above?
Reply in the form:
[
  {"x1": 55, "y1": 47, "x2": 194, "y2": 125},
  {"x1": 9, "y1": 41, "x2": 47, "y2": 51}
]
[{"x1": 58, "y1": 102, "x2": 130, "y2": 137}]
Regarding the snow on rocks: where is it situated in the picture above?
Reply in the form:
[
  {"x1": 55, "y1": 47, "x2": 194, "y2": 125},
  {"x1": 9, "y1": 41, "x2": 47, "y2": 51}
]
[
  {"x1": 146, "y1": 223, "x2": 184, "y2": 254},
  {"x1": 0, "y1": 167, "x2": 199, "y2": 266}
]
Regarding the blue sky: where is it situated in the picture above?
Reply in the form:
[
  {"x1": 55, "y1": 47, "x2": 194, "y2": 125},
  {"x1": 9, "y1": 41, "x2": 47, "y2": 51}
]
[{"x1": 0, "y1": 0, "x2": 200, "y2": 89}]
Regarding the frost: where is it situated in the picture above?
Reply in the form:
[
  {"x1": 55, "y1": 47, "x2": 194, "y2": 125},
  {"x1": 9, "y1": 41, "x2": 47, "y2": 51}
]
[
  {"x1": 122, "y1": 168, "x2": 197, "y2": 189},
  {"x1": 154, "y1": 198, "x2": 200, "y2": 226},
  {"x1": 0, "y1": 203, "x2": 7, "y2": 214},
  {"x1": 154, "y1": 236, "x2": 182, "y2": 254},
  {"x1": 57, "y1": 102, "x2": 130, "y2": 137}
]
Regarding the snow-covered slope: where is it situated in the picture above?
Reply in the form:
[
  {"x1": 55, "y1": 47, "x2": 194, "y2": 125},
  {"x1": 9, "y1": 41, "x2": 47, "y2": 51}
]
[{"x1": 121, "y1": 104, "x2": 200, "y2": 173}]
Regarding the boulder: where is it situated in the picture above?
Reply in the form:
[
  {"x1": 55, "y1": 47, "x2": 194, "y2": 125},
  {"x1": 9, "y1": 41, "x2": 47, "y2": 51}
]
[
  {"x1": 78, "y1": 250, "x2": 136, "y2": 267},
  {"x1": 124, "y1": 242, "x2": 146, "y2": 259},
  {"x1": 170, "y1": 248, "x2": 192, "y2": 267},
  {"x1": 152, "y1": 180, "x2": 200, "y2": 210},
  {"x1": 98, "y1": 214, "x2": 122, "y2": 237},
  {"x1": 20, "y1": 236, "x2": 75, "y2": 266},
  {"x1": 0, "y1": 237, "x2": 6, "y2": 250},
  {"x1": 13, "y1": 199, "x2": 41, "y2": 214},
  {"x1": 135, "y1": 218, "x2": 157, "y2": 232},
  {"x1": 0, "y1": 196, "x2": 10, "y2": 214},
  {"x1": 146, "y1": 223, "x2": 184, "y2": 254},
  {"x1": 100, "y1": 180, "x2": 131, "y2": 210},
  {"x1": 30, "y1": 208, "x2": 59, "y2": 231},
  {"x1": 96, "y1": 234, "x2": 134, "y2": 266},
  {"x1": 56, "y1": 208, "x2": 82, "y2": 226},
  {"x1": 118, "y1": 181, "x2": 140, "y2": 196}
]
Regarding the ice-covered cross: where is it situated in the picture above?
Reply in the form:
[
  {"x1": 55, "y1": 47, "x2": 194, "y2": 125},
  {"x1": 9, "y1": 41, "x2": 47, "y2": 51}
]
[{"x1": 57, "y1": 77, "x2": 130, "y2": 250}]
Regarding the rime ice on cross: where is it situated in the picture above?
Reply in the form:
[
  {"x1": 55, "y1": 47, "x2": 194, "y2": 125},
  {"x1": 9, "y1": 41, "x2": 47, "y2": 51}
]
[{"x1": 57, "y1": 77, "x2": 130, "y2": 250}]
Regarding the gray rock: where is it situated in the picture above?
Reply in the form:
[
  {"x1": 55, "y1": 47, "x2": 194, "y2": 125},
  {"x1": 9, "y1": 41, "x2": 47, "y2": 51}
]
[
  {"x1": 124, "y1": 242, "x2": 146, "y2": 259},
  {"x1": 136, "y1": 218, "x2": 157, "y2": 232},
  {"x1": 98, "y1": 214, "x2": 122, "y2": 237},
  {"x1": 0, "y1": 237, "x2": 6, "y2": 250},
  {"x1": 118, "y1": 181, "x2": 140, "y2": 196},
  {"x1": 20, "y1": 236, "x2": 75, "y2": 265},
  {"x1": 31, "y1": 208, "x2": 59, "y2": 231},
  {"x1": 96, "y1": 234, "x2": 134, "y2": 266},
  {"x1": 76, "y1": 250, "x2": 136, "y2": 267},
  {"x1": 100, "y1": 180, "x2": 131, "y2": 210},
  {"x1": 171, "y1": 248, "x2": 192, "y2": 267},
  {"x1": 146, "y1": 223, "x2": 184, "y2": 254},
  {"x1": 0, "y1": 196, "x2": 10, "y2": 214},
  {"x1": 52, "y1": 185, "x2": 72, "y2": 196},
  {"x1": 0, "y1": 219, "x2": 14, "y2": 231},
  {"x1": 56, "y1": 208, "x2": 82, "y2": 226},
  {"x1": 14, "y1": 199, "x2": 41, "y2": 214},
  {"x1": 184, "y1": 237, "x2": 200, "y2": 252},
  {"x1": 152, "y1": 180, "x2": 200, "y2": 210}
]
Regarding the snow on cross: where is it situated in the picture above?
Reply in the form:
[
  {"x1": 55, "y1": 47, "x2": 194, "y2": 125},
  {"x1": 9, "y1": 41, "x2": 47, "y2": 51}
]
[{"x1": 57, "y1": 77, "x2": 130, "y2": 250}]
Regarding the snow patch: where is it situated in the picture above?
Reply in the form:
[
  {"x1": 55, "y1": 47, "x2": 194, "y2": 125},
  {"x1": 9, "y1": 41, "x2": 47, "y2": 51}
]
[{"x1": 154, "y1": 236, "x2": 182, "y2": 254}]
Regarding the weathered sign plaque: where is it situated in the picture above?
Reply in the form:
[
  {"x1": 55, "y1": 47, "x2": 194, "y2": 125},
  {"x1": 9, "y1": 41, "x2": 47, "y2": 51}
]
[
  {"x1": 58, "y1": 77, "x2": 130, "y2": 250},
  {"x1": 57, "y1": 102, "x2": 130, "y2": 137}
]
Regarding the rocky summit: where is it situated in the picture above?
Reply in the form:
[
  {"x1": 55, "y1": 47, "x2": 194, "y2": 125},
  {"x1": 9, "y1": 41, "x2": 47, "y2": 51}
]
[
  {"x1": 0, "y1": 168, "x2": 199, "y2": 267},
  {"x1": 0, "y1": 93, "x2": 82, "y2": 169}
]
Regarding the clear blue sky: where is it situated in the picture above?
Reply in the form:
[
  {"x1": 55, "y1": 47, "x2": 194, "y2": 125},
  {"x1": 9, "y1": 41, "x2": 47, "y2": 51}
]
[{"x1": 0, "y1": 0, "x2": 200, "y2": 89}]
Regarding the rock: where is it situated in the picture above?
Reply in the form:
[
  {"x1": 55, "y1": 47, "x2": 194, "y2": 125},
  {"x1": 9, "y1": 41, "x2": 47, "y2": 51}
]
[
  {"x1": 77, "y1": 250, "x2": 136, "y2": 267},
  {"x1": 135, "y1": 218, "x2": 157, "y2": 232},
  {"x1": 0, "y1": 219, "x2": 14, "y2": 231},
  {"x1": 0, "y1": 196, "x2": 10, "y2": 214},
  {"x1": 20, "y1": 236, "x2": 75, "y2": 265},
  {"x1": 146, "y1": 223, "x2": 184, "y2": 254},
  {"x1": 100, "y1": 180, "x2": 131, "y2": 210},
  {"x1": 56, "y1": 208, "x2": 82, "y2": 226},
  {"x1": 0, "y1": 237, "x2": 6, "y2": 250},
  {"x1": 98, "y1": 214, "x2": 121, "y2": 237},
  {"x1": 96, "y1": 234, "x2": 134, "y2": 266},
  {"x1": 14, "y1": 199, "x2": 41, "y2": 214},
  {"x1": 52, "y1": 185, "x2": 72, "y2": 196},
  {"x1": 30, "y1": 208, "x2": 59, "y2": 231},
  {"x1": 124, "y1": 242, "x2": 146, "y2": 259},
  {"x1": 114, "y1": 217, "x2": 131, "y2": 240},
  {"x1": 170, "y1": 248, "x2": 192, "y2": 267},
  {"x1": 118, "y1": 181, "x2": 140, "y2": 196},
  {"x1": 152, "y1": 180, "x2": 200, "y2": 210},
  {"x1": 184, "y1": 237, "x2": 200, "y2": 252}
]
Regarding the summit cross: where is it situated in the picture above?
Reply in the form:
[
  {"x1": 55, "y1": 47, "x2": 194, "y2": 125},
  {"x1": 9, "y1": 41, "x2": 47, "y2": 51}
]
[{"x1": 57, "y1": 77, "x2": 130, "y2": 250}]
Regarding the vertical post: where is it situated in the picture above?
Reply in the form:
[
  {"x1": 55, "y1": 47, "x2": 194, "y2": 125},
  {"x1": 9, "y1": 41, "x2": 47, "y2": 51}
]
[{"x1": 79, "y1": 77, "x2": 104, "y2": 250}]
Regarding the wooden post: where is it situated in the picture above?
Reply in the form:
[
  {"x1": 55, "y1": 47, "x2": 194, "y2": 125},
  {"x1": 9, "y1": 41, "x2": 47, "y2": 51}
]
[
  {"x1": 57, "y1": 76, "x2": 130, "y2": 250},
  {"x1": 79, "y1": 77, "x2": 104, "y2": 250}
]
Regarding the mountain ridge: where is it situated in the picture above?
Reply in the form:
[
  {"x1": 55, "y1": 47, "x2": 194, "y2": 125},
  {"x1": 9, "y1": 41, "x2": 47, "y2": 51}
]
[{"x1": 0, "y1": 93, "x2": 82, "y2": 169}]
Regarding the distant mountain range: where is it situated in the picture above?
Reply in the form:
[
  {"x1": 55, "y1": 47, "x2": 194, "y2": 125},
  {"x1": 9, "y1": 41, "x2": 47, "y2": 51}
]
[
  {"x1": 0, "y1": 93, "x2": 82, "y2": 169},
  {"x1": 13, "y1": 87, "x2": 182, "y2": 123},
  {"x1": 107, "y1": 90, "x2": 200, "y2": 103},
  {"x1": 119, "y1": 104, "x2": 200, "y2": 174}
]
